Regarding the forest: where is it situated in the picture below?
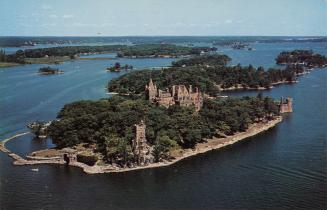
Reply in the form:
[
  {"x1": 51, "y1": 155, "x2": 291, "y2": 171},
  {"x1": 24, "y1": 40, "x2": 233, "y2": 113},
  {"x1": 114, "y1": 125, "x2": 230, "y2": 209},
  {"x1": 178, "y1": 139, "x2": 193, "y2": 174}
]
[
  {"x1": 172, "y1": 54, "x2": 231, "y2": 67},
  {"x1": 48, "y1": 95, "x2": 279, "y2": 165}
]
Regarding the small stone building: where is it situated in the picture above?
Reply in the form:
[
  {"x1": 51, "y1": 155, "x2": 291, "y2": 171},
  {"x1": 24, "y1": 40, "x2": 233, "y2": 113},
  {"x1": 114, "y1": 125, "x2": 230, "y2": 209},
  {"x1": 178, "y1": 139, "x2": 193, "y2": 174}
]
[
  {"x1": 60, "y1": 148, "x2": 77, "y2": 164},
  {"x1": 277, "y1": 97, "x2": 293, "y2": 113}
]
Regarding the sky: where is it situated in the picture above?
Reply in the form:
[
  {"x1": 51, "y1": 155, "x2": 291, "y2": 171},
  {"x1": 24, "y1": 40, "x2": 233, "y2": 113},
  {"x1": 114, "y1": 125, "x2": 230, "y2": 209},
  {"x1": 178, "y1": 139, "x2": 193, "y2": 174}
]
[{"x1": 0, "y1": 0, "x2": 326, "y2": 36}]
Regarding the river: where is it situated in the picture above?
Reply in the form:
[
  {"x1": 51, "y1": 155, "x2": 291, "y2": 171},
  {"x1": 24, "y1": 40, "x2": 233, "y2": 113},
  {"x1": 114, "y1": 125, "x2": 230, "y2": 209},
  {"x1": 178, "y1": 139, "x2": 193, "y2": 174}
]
[{"x1": 0, "y1": 41, "x2": 326, "y2": 209}]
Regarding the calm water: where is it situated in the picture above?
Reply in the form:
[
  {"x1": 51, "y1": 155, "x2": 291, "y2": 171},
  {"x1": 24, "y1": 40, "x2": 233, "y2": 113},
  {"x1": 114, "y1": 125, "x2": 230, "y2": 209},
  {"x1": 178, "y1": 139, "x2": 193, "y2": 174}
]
[{"x1": 0, "y1": 42, "x2": 326, "y2": 209}]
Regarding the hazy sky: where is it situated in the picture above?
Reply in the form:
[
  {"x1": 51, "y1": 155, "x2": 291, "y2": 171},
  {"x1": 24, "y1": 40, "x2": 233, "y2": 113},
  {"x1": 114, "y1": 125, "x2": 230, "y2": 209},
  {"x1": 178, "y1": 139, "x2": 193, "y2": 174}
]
[{"x1": 1, "y1": 0, "x2": 326, "y2": 36}]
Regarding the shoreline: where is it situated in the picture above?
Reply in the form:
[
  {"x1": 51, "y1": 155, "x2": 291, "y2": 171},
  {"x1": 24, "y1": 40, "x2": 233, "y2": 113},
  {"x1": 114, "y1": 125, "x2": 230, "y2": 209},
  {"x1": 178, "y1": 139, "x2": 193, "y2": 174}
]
[
  {"x1": 0, "y1": 117, "x2": 282, "y2": 174},
  {"x1": 0, "y1": 62, "x2": 21, "y2": 68},
  {"x1": 217, "y1": 80, "x2": 298, "y2": 91}
]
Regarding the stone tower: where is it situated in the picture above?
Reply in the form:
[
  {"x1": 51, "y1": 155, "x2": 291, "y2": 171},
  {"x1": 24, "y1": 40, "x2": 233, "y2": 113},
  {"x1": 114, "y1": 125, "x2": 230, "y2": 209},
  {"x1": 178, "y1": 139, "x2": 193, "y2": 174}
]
[
  {"x1": 279, "y1": 97, "x2": 293, "y2": 113},
  {"x1": 133, "y1": 120, "x2": 147, "y2": 149},
  {"x1": 132, "y1": 120, "x2": 151, "y2": 165},
  {"x1": 145, "y1": 78, "x2": 157, "y2": 101}
]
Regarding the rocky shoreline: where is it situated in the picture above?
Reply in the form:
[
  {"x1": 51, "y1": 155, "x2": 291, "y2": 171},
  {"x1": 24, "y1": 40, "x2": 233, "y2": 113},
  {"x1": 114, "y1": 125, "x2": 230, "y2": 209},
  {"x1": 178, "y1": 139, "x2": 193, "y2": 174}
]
[
  {"x1": 217, "y1": 81, "x2": 298, "y2": 91},
  {"x1": 0, "y1": 117, "x2": 282, "y2": 174}
]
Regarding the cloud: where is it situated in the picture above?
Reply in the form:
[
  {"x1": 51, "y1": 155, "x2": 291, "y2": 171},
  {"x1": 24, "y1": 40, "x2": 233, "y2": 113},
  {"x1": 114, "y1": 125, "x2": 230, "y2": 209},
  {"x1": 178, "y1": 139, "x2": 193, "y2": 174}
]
[
  {"x1": 225, "y1": 19, "x2": 233, "y2": 24},
  {"x1": 49, "y1": 15, "x2": 58, "y2": 19},
  {"x1": 41, "y1": 5, "x2": 52, "y2": 10},
  {"x1": 62, "y1": 14, "x2": 74, "y2": 19}
]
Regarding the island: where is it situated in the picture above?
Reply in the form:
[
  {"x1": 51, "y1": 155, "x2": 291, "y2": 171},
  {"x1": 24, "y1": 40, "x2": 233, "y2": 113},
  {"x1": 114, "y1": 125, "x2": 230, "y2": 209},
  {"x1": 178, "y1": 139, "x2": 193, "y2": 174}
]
[
  {"x1": 108, "y1": 54, "x2": 303, "y2": 96},
  {"x1": 276, "y1": 50, "x2": 327, "y2": 68},
  {"x1": 107, "y1": 62, "x2": 133, "y2": 72},
  {"x1": 0, "y1": 44, "x2": 216, "y2": 66},
  {"x1": 1, "y1": 75, "x2": 292, "y2": 174},
  {"x1": 10, "y1": 91, "x2": 285, "y2": 174},
  {"x1": 212, "y1": 40, "x2": 251, "y2": 50},
  {"x1": 38, "y1": 66, "x2": 64, "y2": 75}
]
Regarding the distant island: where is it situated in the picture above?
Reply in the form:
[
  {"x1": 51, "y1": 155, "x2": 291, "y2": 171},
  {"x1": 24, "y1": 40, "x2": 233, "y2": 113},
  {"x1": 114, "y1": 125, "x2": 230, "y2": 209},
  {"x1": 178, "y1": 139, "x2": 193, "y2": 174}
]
[
  {"x1": 108, "y1": 54, "x2": 304, "y2": 96},
  {"x1": 276, "y1": 50, "x2": 327, "y2": 68},
  {"x1": 38, "y1": 66, "x2": 63, "y2": 75},
  {"x1": 212, "y1": 41, "x2": 251, "y2": 50},
  {"x1": 107, "y1": 62, "x2": 133, "y2": 72},
  {"x1": 0, "y1": 44, "x2": 216, "y2": 67}
]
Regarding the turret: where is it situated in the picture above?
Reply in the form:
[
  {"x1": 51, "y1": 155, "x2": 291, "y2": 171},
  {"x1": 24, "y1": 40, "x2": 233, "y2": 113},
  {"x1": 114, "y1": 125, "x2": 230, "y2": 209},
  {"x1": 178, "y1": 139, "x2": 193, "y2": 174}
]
[
  {"x1": 145, "y1": 78, "x2": 157, "y2": 101},
  {"x1": 133, "y1": 120, "x2": 152, "y2": 165},
  {"x1": 286, "y1": 97, "x2": 293, "y2": 112},
  {"x1": 278, "y1": 97, "x2": 293, "y2": 113}
]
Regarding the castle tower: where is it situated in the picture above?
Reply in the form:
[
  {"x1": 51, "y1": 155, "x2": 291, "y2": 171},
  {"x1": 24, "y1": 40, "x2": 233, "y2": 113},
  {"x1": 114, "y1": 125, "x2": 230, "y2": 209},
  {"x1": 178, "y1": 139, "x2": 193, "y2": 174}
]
[
  {"x1": 132, "y1": 120, "x2": 151, "y2": 165},
  {"x1": 279, "y1": 97, "x2": 293, "y2": 113},
  {"x1": 133, "y1": 120, "x2": 147, "y2": 149},
  {"x1": 145, "y1": 78, "x2": 157, "y2": 101},
  {"x1": 286, "y1": 97, "x2": 293, "y2": 112}
]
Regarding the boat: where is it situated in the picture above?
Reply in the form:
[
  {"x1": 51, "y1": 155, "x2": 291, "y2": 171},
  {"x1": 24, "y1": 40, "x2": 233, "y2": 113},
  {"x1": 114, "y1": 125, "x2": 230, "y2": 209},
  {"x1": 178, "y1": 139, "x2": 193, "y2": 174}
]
[{"x1": 31, "y1": 168, "x2": 39, "y2": 172}]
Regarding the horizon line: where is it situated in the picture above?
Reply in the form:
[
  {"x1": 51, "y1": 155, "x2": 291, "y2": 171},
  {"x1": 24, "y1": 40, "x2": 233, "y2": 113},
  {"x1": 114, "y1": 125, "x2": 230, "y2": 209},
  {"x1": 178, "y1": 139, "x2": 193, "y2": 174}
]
[{"x1": 1, "y1": 35, "x2": 326, "y2": 38}]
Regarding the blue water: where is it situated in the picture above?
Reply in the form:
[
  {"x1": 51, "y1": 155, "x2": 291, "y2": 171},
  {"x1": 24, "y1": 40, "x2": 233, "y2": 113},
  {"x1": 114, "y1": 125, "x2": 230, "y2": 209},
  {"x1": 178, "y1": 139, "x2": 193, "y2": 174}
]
[
  {"x1": 0, "y1": 42, "x2": 326, "y2": 209},
  {"x1": 219, "y1": 42, "x2": 327, "y2": 68}
]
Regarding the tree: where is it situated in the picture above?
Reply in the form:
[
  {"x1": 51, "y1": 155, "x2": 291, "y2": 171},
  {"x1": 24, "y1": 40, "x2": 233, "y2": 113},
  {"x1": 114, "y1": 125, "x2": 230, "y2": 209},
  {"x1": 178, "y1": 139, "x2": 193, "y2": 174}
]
[
  {"x1": 114, "y1": 62, "x2": 121, "y2": 69},
  {"x1": 153, "y1": 135, "x2": 177, "y2": 162}
]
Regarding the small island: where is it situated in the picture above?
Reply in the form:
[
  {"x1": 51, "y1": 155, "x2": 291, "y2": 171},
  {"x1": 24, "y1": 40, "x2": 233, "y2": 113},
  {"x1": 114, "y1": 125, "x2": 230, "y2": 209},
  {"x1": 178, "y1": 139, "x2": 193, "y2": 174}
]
[
  {"x1": 38, "y1": 66, "x2": 64, "y2": 75},
  {"x1": 231, "y1": 42, "x2": 250, "y2": 50},
  {"x1": 212, "y1": 41, "x2": 251, "y2": 50},
  {"x1": 107, "y1": 62, "x2": 133, "y2": 72},
  {"x1": 276, "y1": 50, "x2": 327, "y2": 68}
]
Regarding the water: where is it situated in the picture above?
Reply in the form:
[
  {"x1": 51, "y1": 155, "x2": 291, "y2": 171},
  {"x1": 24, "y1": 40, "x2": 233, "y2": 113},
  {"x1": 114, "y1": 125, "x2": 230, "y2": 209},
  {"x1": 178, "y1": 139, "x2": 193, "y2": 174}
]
[
  {"x1": 219, "y1": 42, "x2": 327, "y2": 68},
  {"x1": 0, "y1": 42, "x2": 326, "y2": 209}
]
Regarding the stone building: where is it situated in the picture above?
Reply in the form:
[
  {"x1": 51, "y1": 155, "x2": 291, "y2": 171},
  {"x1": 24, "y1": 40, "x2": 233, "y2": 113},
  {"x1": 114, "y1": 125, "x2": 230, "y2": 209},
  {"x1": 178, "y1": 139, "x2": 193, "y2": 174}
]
[
  {"x1": 60, "y1": 148, "x2": 77, "y2": 165},
  {"x1": 277, "y1": 97, "x2": 293, "y2": 113},
  {"x1": 145, "y1": 78, "x2": 204, "y2": 111},
  {"x1": 132, "y1": 120, "x2": 153, "y2": 165}
]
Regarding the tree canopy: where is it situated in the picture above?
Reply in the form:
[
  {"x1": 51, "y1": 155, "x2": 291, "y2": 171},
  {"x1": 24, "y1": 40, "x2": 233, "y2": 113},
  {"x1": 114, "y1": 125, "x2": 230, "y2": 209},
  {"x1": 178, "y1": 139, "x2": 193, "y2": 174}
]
[{"x1": 48, "y1": 95, "x2": 279, "y2": 165}]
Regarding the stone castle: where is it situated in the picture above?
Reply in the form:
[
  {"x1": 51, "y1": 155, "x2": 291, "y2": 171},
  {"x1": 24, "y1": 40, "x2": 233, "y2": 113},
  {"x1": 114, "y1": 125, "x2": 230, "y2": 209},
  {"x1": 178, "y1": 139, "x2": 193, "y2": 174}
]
[
  {"x1": 277, "y1": 97, "x2": 293, "y2": 113},
  {"x1": 145, "y1": 78, "x2": 204, "y2": 111},
  {"x1": 132, "y1": 120, "x2": 153, "y2": 165}
]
